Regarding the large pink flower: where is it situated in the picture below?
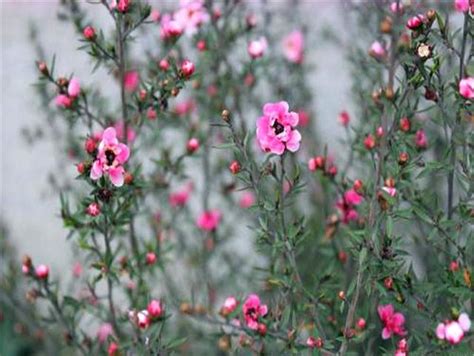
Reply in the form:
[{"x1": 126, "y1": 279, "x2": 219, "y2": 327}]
[
  {"x1": 196, "y1": 209, "x2": 221, "y2": 231},
  {"x1": 459, "y1": 77, "x2": 474, "y2": 99},
  {"x1": 436, "y1": 312, "x2": 471, "y2": 345},
  {"x1": 173, "y1": 0, "x2": 209, "y2": 36},
  {"x1": 242, "y1": 294, "x2": 268, "y2": 330},
  {"x1": 90, "y1": 127, "x2": 130, "y2": 187},
  {"x1": 256, "y1": 101, "x2": 301, "y2": 155},
  {"x1": 377, "y1": 304, "x2": 406, "y2": 339},
  {"x1": 282, "y1": 30, "x2": 304, "y2": 64}
]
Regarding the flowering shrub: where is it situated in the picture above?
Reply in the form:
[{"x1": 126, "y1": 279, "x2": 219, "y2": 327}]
[{"x1": 1, "y1": 0, "x2": 473, "y2": 355}]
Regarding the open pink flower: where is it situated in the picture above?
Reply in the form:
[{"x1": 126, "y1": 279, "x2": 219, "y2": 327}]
[
  {"x1": 459, "y1": 77, "x2": 474, "y2": 99},
  {"x1": 90, "y1": 127, "x2": 130, "y2": 187},
  {"x1": 454, "y1": 0, "x2": 470, "y2": 12},
  {"x1": 220, "y1": 296, "x2": 239, "y2": 316},
  {"x1": 282, "y1": 30, "x2": 304, "y2": 64},
  {"x1": 377, "y1": 304, "x2": 406, "y2": 339},
  {"x1": 97, "y1": 323, "x2": 113, "y2": 343},
  {"x1": 169, "y1": 182, "x2": 193, "y2": 207},
  {"x1": 196, "y1": 209, "x2": 221, "y2": 231},
  {"x1": 256, "y1": 101, "x2": 301, "y2": 155},
  {"x1": 248, "y1": 37, "x2": 267, "y2": 59},
  {"x1": 174, "y1": 0, "x2": 209, "y2": 36},
  {"x1": 242, "y1": 294, "x2": 268, "y2": 330},
  {"x1": 436, "y1": 313, "x2": 471, "y2": 345}
]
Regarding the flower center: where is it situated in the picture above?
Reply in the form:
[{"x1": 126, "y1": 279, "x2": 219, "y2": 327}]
[
  {"x1": 105, "y1": 149, "x2": 116, "y2": 166},
  {"x1": 272, "y1": 121, "x2": 284, "y2": 135}
]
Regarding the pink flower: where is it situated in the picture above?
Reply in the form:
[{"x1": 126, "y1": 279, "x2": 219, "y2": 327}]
[
  {"x1": 159, "y1": 59, "x2": 170, "y2": 71},
  {"x1": 97, "y1": 323, "x2": 113, "y2": 343},
  {"x1": 180, "y1": 59, "x2": 195, "y2": 78},
  {"x1": 68, "y1": 77, "x2": 80, "y2": 97},
  {"x1": 298, "y1": 110, "x2": 310, "y2": 127},
  {"x1": 147, "y1": 299, "x2": 163, "y2": 319},
  {"x1": 436, "y1": 313, "x2": 471, "y2": 344},
  {"x1": 169, "y1": 183, "x2": 192, "y2": 208},
  {"x1": 35, "y1": 264, "x2": 49, "y2": 279},
  {"x1": 137, "y1": 310, "x2": 150, "y2": 329},
  {"x1": 108, "y1": 342, "x2": 119, "y2": 356},
  {"x1": 55, "y1": 94, "x2": 73, "y2": 108},
  {"x1": 306, "y1": 336, "x2": 323, "y2": 348},
  {"x1": 196, "y1": 210, "x2": 221, "y2": 231},
  {"x1": 160, "y1": 14, "x2": 183, "y2": 39},
  {"x1": 220, "y1": 296, "x2": 239, "y2": 316},
  {"x1": 389, "y1": 2, "x2": 404, "y2": 14},
  {"x1": 124, "y1": 71, "x2": 139, "y2": 92},
  {"x1": 459, "y1": 77, "x2": 474, "y2": 99},
  {"x1": 406, "y1": 14, "x2": 425, "y2": 30},
  {"x1": 382, "y1": 186, "x2": 397, "y2": 197},
  {"x1": 117, "y1": 0, "x2": 130, "y2": 13},
  {"x1": 242, "y1": 294, "x2": 268, "y2": 330},
  {"x1": 282, "y1": 30, "x2": 304, "y2": 64},
  {"x1": 338, "y1": 111, "x2": 350, "y2": 127},
  {"x1": 344, "y1": 189, "x2": 363, "y2": 205},
  {"x1": 369, "y1": 41, "x2": 386, "y2": 59},
  {"x1": 147, "y1": 107, "x2": 157, "y2": 120},
  {"x1": 90, "y1": 127, "x2": 130, "y2": 187},
  {"x1": 454, "y1": 0, "x2": 470, "y2": 12},
  {"x1": 73, "y1": 262, "x2": 82, "y2": 278},
  {"x1": 146, "y1": 252, "x2": 157, "y2": 265},
  {"x1": 395, "y1": 338, "x2": 408, "y2": 356},
  {"x1": 173, "y1": 0, "x2": 209, "y2": 36},
  {"x1": 248, "y1": 37, "x2": 267, "y2": 59},
  {"x1": 256, "y1": 101, "x2": 301, "y2": 155},
  {"x1": 86, "y1": 202, "x2": 101, "y2": 217},
  {"x1": 239, "y1": 192, "x2": 255, "y2": 209},
  {"x1": 415, "y1": 129, "x2": 428, "y2": 149},
  {"x1": 377, "y1": 304, "x2": 406, "y2": 339}
]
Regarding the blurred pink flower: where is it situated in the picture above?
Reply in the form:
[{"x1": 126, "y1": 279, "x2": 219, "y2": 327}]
[
  {"x1": 282, "y1": 30, "x2": 304, "y2": 64},
  {"x1": 378, "y1": 304, "x2": 406, "y2": 339},
  {"x1": 196, "y1": 210, "x2": 221, "y2": 231},
  {"x1": 248, "y1": 37, "x2": 267, "y2": 59},
  {"x1": 242, "y1": 294, "x2": 267, "y2": 330},
  {"x1": 459, "y1": 77, "x2": 474, "y2": 99}
]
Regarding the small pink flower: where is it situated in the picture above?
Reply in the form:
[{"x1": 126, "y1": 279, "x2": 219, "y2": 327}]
[
  {"x1": 239, "y1": 192, "x2": 255, "y2": 209},
  {"x1": 389, "y1": 2, "x2": 404, "y2": 14},
  {"x1": 406, "y1": 14, "x2": 425, "y2": 30},
  {"x1": 90, "y1": 127, "x2": 130, "y2": 187},
  {"x1": 174, "y1": 99, "x2": 196, "y2": 116},
  {"x1": 97, "y1": 323, "x2": 113, "y2": 343},
  {"x1": 160, "y1": 14, "x2": 183, "y2": 39},
  {"x1": 338, "y1": 111, "x2": 350, "y2": 127},
  {"x1": 180, "y1": 60, "x2": 195, "y2": 78},
  {"x1": 35, "y1": 264, "x2": 49, "y2": 279},
  {"x1": 68, "y1": 77, "x2": 80, "y2": 97},
  {"x1": 124, "y1": 71, "x2": 139, "y2": 92},
  {"x1": 256, "y1": 101, "x2": 301, "y2": 155},
  {"x1": 73, "y1": 262, "x2": 82, "y2": 278},
  {"x1": 369, "y1": 41, "x2": 386, "y2": 59},
  {"x1": 55, "y1": 94, "x2": 73, "y2": 108},
  {"x1": 306, "y1": 336, "x2": 323, "y2": 348},
  {"x1": 357, "y1": 318, "x2": 366, "y2": 329},
  {"x1": 454, "y1": 0, "x2": 470, "y2": 12},
  {"x1": 415, "y1": 129, "x2": 428, "y2": 149},
  {"x1": 117, "y1": 0, "x2": 130, "y2": 13},
  {"x1": 336, "y1": 189, "x2": 363, "y2": 224},
  {"x1": 344, "y1": 189, "x2": 363, "y2": 205},
  {"x1": 377, "y1": 304, "x2": 406, "y2": 339},
  {"x1": 150, "y1": 9, "x2": 161, "y2": 22},
  {"x1": 108, "y1": 342, "x2": 119, "y2": 356},
  {"x1": 146, "y1": 252, "x2": 157, "y2": 265},
  {"x1": 220, "y1": 296, "x2": 239, "y2": 316},
  {"x1": 364, "y1": 134, "x2": 376, "y2": 150},
  {"x1": 86, "y1": 202, "x2": 101, "y2": 217},
  {"x1": 173, "y1": 0, "x2": 209, "y2": 36},
  {"x1": 298, "y1": 110, "x2": 310, "y2": 127},
  {"x1": 242, "y1": 294, "x2": 268, "y2": 330},
  {"x1": 196, "y1": 210, "x2": 221, "y2": 231},
  {"x1": 459, "y1": 77, "x2": 474, "y2": 99},
  {"x1": 169, "y1": 183, "x2": 192, "y2": 208},
  {"x1": 147, "y1": 299, "x2": 163, "y2": 319},
  {"x1": 187, "y1": 137, "x2": 200, "y2": 153},
  {"x1": 282, "y1": 30, "x2": 304, "y2": 64},
  {"x1": 137, "y1": 310, "x2": 150, "y2": 329},
  {"x1": 147, "y1": 107, "x2": 157, "y2": 120},
  {"x1": 248, "y1": 37, "x2": 267, "y2": 59}
]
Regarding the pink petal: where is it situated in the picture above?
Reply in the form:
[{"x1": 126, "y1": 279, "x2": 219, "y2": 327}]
[
  {"x1": 458, "y1": 313, "x2": 471, "y2": 332},
  {"x1": 285, "y1": 129, "x2": 301, "y2": 152},
  {"x1": 381, "y1": 327, "x2": 392, "y2": 339},
  {"x1": 259, "y1": 304, "x2": 268, "y2": 316},
  {"x1": 108, "y1": 166, "x2": 125, "y2": 187},
  {"x1": 436, "y1": 323, "x2": 446, "y2": 339},
  {"x1": 116, "y1": 143, "x2": 130, "y2": 163},
  {"x1": 90, "y1": 160, "x2": 103, "y2": 180},
  {"x1": 102, "y1": 127, "x2": 118, "y2": 145}
]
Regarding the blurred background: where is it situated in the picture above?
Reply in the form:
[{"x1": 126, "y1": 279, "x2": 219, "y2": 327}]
[{"x1": 1, "y1": 1, "x2": 352, "y2": 276}]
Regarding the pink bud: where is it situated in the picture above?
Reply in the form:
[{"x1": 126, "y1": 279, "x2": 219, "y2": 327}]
[
  {"x1": 369, "y1": 41, "x2": 386, "y2": 59},
  {"x1": 83, "y1": 26, "x2": 96, "y2": 40},
  {"x1": 364, "y1": 134, "x2": 375, "y2": 150},
  {"x1": 86, "y1": 202, "x2": 101, "y2": 217},
  {"x1": 187, "y1": 138, "x2": 200, "y2": 153},
  {"x1": 376, "y1": 126, "x2": 384, "y2": 137},
  {"x1": 85, "y1": 137, "x2": 97, "y2": 154},
  {"x1": 150, "y1": 9, "x2": 161, "y2": 22},
  {"x1": 180, "y1": 60, "x2": 195, "y2": 78},
  {"x1": 146, "y1": 252, "x2": 157, "y2": 265},
  {"x1": 159, "y1": 59, "x2": 170, "y2": 71},
  {"x1": 357, "y1": 318, "x2": 366, "y2": 329},
  {"x1": 247, "y1": 37, "x2": 267, "y2": 59},
  {"x1": 108, "y1": 342, "x2": 119, "y2": 356},
  {"x1": 55, "y1": 94, "x2": 73, "y2": 108},
  {"x1": 389, "y1": 2, "x2": 404, "y2": 14},
  {"x1": 459, "y1": 77, "x2": 474, "y2": 99},
  {"x1": 406, "y1": 15, "x2": 425, "y2": 30},
  {"x1": 338, "y1": 111, "x2": 350, "y2": 127},
  {"x1": 147, "y1": 107, "x2": 157, "y2": 120},
  {"x1": 35, "y1": 264, "x2": 49, "y2": 279},
  {"x1": 197, "y1": 40, "x2": 207, "y2": 52},
  {"x1": 124, "y1": 71, "x2": 139, "y2": 92},
  {"x1": 147, "y1": 299, "x2": 163, "y2": 319},
  {"x1": 137, "y1": 310, "x2": 150, "y2": 329}
]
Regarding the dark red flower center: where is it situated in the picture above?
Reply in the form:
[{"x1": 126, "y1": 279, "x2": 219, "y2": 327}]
[
  {"x1": 105, "y1": 149, "x2": 116, "y2": 166},
  {"x1": 272, "y1": 121, "x2": 284, "y2": 135}
]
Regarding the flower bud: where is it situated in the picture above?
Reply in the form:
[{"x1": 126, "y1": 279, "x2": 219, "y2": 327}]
[
  {"x1": 180, "y1": 302, "x2": 193, "y2": 314},
  {"x1": 338, "y1": 290, "x2": 346, "y2": 301},
  {"x1": 147, "y1": 299, "x2": 163, "y2": 319},
  {"x1": 159, "y1": 59, "x2": 169, "y2": 71},
  {"x1": 257, "y1": 323, "x2": 267, "y2": 336},
  {"x1": 229, "y1": 160, "x2": 241, "y2": 175},
  {"x1": 384, "y1": 276, "x2": 394, "y2": 290},
  {"x1": 108, "y1": 342, "x2": 119, "y2": 356},
  {"x1": 384, "y1": 177, "x2": 395, "y2": 188},
  {"x1": 327, "y1": 165, "x2": 338, "y2": 177},
  {"x1": 83, "y1": 26, "x2": 96, "y2": 40},
  {"x1": 338, "y1": 250, "x2": 347, "y2": 264},
  {"x1": 37, "y1": 61, "x2": 48, "y2": 75},
  {"x1": 124, "y1": 172, "x2": 133, "y2": 185},
  {"x1": 356, "y1": 318, "x2": 366, "y2": 330},
  {"x1": 380, "y1": 16, "x2": 393, "y2": 33},
  {"x1": 197, "y1": 40, "x2": 206, "y2": 51},
  {"x1": 86, "y1": 202, "x2": 101, "y2": 217},
  {"x1": 35, "y1": 264, "x2": 49, "y2": 279},
  {"x1": 145, "y1": 252, "x2": 157, "y2": 265},
  {"x1": 85, "y1": 137, "x2": 97, "y2": 154},
  {"x1": 186, "y1": 138, "x2": 200, "y2": 153},
  {"x1": 221, "y1": 109, "x2": 231, "y2": 122},
  {"x1": 218, "y1": 335, "x2": 231, "y2": 351},
  {"x1": 180, "y1": 60, "x2": 195, "y2": 78},
  {"x1": 353, "y1": 179, "x2": 364, "y2": 193},
  {"x1": 364, "y1": 134, "x2": 376, "y2": 150},
  {"x1": 449, "y1": 261, "x2": 460, "y2": 272},
  {"x1": 424, "y1": 87, "x2": 438, "y2": 102},
  {"x1": 399, "y1": 117, "x2": 411, "y2": 132},
  {"x1": 398, "y1": 152, "x2": 409, "y2": 165}
]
